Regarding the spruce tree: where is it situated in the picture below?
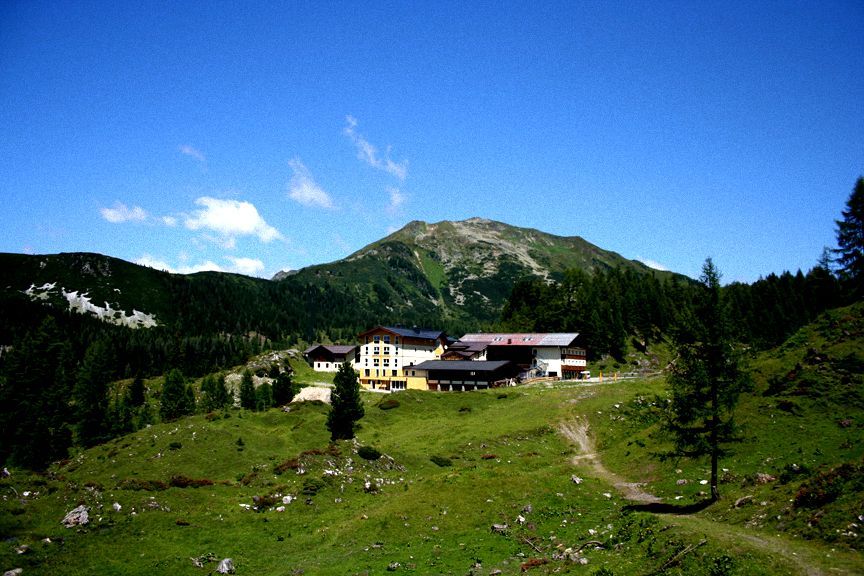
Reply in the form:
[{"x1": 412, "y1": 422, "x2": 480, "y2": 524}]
[
  {"x1": 326, "y1": 361, "x2": 365, "y2": 441},
  {"x1": 73, "y1": 339, "x2": 113, "y2": 447},
  {"x1": 663, "y1": 259, "x2": 750, "y2": 501},
  {"x1": 239, "y1": 369, "x2": 256, "y2": 410},
  {"x1": 270, "y1": 365, "x2": 295, "y2": 406},
  {"x1": 835, "y1": 176, "x2": 864, "y2": 298},
  {"x1": 214, "y1": 373, "x2": 232, "y2": 409},
  {"x1": 128, "y1": 373, "x2": 146, "y2": 407},
  {"x1": 160, "y1": 368, "x2": 193, "y2": 422}
]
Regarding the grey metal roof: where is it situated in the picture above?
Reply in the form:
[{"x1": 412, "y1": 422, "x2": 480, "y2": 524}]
[
  {"x1": 409, "y1": 360, "x2": 513, "y2": 372},
  {"x1": 382, "y1": 326, "x2": 445, "y2": 340},
  {"x1": 303, "y1": 344, "x2": 357, "y2": 355},
  {"x1": 459, "y1": 333, "x2": 580, "y2": 347}
]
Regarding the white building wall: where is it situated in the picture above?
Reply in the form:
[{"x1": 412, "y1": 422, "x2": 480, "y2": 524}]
[{"x1": 534, "y1": 347, "x2": 563, "y2": 376}]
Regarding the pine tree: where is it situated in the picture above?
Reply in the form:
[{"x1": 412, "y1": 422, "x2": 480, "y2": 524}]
[
  {"x1": 270, "y1": 365, "x2": 295, "y2": 406},
  {"x1": 73, "y1": 339, "x2": 113, "y2": 447},
  {"x1": 835, "y1": 176, "x2": 864, "y2": 298},
  {"x1": 255, "y1": 381, "x2": 273, "y2": 411},
  {"x1": 160, "y1": 368, "x2": 193, "y2": 422},
  {"x1": 128, "y1": 372, "x2": 146, "y2": 407},
  {"x1": 663, "y1": 259, "x2": 750, "y2": 501},
  {"x1": 326, "y1": 361, "x2": 365, "y2": 441},
  {"x1": 239, "y1": 369, "x2": 256, "y2": 410},
  {"x1": 214, "y1": 373, "x2": 232, "y2": 409}
]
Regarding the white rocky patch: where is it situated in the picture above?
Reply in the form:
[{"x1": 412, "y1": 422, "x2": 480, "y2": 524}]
[{"x1": 22, "y1": 282, "x2": 157, "y2": 328}]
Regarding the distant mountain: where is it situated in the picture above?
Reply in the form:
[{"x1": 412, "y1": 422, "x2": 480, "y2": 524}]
[
  {"x1": 1, "y1": 219, "x2": 680, "y2": 344},
  {"x1": 281, "y1": 217, "x2": 678, "y2": 326}
]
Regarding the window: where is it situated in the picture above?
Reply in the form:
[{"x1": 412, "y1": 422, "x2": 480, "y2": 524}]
[
  {"x1": 364, "y1": 369, "x2": 370, "y2": 376},
  {"x1": 374, "y1": 346, "x2": 380, "y2": 354},
  {"x1": 383, "y1": 358, "x2": 390, "y2": 367},
  {"x1": 391, "y1": 370, "x2": 397, "y2": 376},
  {"x1": 391, "y1": 380, "x2": 406, "y2": 390},
  {"x1": 395, "y1": 337, "x2": 400, "y2": 345},
  {"x1": 383, "y1": 335, "x2": 391, "y2": 344},
  {"x1": 411, "y1": 370, "x2": 416, "y2": 376},
  {"x1": 374, "y1": 359, "x2": 380, "y2": 367},
  {"x1": 365, "y1": 359, "x2": 368, "y2": 366},
  {"x1": 373, "y1": 335, "x2": 380, "y2": 343},
  {"x1": 383, "y1": 346, "x2": 390, "y2": 354},
  {"x1": 394, "y1": 358, "x2": 398, "y2": 366}
]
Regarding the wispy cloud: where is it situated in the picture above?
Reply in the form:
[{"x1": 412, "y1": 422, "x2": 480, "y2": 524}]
[
  {"x1": 287, "y1": 158, "x2": 334, "y2": 208},
  {"x1": 387, "y1": 187, "x2": 405, "y2": 212},
  {"x1": 344, "y1": 115, "x2": 407, "y2": 181},
  {"x1": 161, "y1": 215, "x2": 178, "y2": 227},
  {"x1": 136, "y1": 254, "x2": 266, "y2": 277},
  {"x1": 637, "y1": 257, "x2": 670, "y2": 271},
  {"x1": 179, "y1": 144, "x2": 206, "y2": 164},
  {"x1": 184, "y1": 197, "x2": 283, "y2": 245},
  {"x1": 101, "y1": 202, "x2": 148, "y2": 223}
]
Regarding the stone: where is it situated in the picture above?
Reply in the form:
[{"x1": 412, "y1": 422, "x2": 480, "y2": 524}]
[
  {"x1": 734, "y1": 495, "x2": 754, "y2": 508},
  {"x1": 491, "y1": 523, "x2": 508, "y2": 534},
  {"x1": 4, "y1": 569, "x2": 23, "y2": 576},
  {"x1": 216, "y1": 558, "x2": 235, "y2": 574},
  {"x1": 61, "y1": 505, "x2": 89, "y2": 528}
]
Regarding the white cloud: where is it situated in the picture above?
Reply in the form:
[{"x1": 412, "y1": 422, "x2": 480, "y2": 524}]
[
  {"x1": 101, "y1": 202, "x2": 148, "y2": 223},
  {"x1": 136, "y1": 254, "x2": 265, "y2": 277},
  {"x1": 388, "y1": 187, "x2": 405, "y2": 211},
  {"x1": 179, "y1": 144, "x2": 206, "y2": 163},
  {"x1": 344, "y1": 115, "x2": 407, "y2": 181},
  {"x1": 287, "y1": 158, "x2": 334, "y2": 208},
  {"x1": 226, "y1": 256, "x2": 265, "y2": 276},
  {"x1": 637, "y1": 257, "x2": 670, "y2": 271},
  {"x1": 161, "y1": 215, "x2": 178, "y2": 227},
  {"x1": 184, "y1": 196, "x2": 283, "y2": 245}
]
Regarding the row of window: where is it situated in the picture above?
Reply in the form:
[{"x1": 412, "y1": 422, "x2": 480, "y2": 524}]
[
  {"x1": 368, "y1": 335, "x2": 399, "y2": 345},
  {"x1": 365, "y1": 357, "x2": 399, "y2": 367},
  {"x1": 364, "y1": 368, "x2": 400, "y2": 377}
]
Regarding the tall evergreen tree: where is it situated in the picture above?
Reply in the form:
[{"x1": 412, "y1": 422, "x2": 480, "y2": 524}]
[
  {"x1": 128, "y1": 372, "x2": 146, "y2": 407},
  {"x1": 214, "y1": 373, "x2": 232, "y2": 409},
  {"x1": 835, "y1": 176, "x2": 864, "y2": 298},
  {"x1": 239, "y1": 369, "x2": 256, "y2": 410},
  {"x1": 270, "y1": 365, "x2": 295, "y2": 406},
  {"x1": 326, "y1": 361, "x2": 365, "y2": 441},
  {"x1": 160, "y1": 368, "x2": 194, "y2": 422},
  {"x1": 0, "y1": 318, "x2": 74, "y2": 469},
  {"x1": 73, "y1": 339, "x2": 114, "y2": 447},
  {"x1": 663, "y1": 259, "x2": 750, "y2": 501}
]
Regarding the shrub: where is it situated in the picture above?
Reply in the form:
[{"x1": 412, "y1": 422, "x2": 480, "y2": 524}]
[
  {"x1": 378, "y1": 398, "x2": 400, "y2": 410},
  {"x1": 430, "y1": 455, "x2": 452, "y2": 467},
  {"x1": 358, "y1": 445, "x2": 382, "y2": 461},
  {"x1": 458, "y1": 406, "x2": 471, "y2": 413},
  {"x1": 302, "y1": 478, "x2": 326, "y2": 495},
  {"x1": 794, "y1": 462, "x2": 864, "y2": 508},
  {"x1": 168, "y1": 441, "x2": 182, "y2": 450},
  {"x1": 169, "y1": 475, "x2": 214, "y2": 488},
  {"x1": 274, "y1": 459, "x2": 301, "y2": 474},
  {"x1": 118, "y1": 478, "x2": 168, "y2": 491}
]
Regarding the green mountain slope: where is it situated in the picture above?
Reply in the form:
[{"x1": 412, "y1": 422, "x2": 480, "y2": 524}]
[
  {"x1": 2, "y1": 305, "x2": 862, "y2": 575},
  {"x1": 284, "y1": 217, "x2": 678, "y2": 326}
]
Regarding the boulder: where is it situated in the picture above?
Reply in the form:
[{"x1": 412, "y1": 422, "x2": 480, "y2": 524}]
[
  {"x1": 216, "y1": 558, "x2": 235, "y2": 574},
  {"x1": 61, "y1": 505, "x2": 89, "y2": 528}
]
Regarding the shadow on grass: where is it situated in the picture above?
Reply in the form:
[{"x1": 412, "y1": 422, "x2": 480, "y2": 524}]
[{"x1": 623, "y1": 498, "x2": 716, "y2": 515}]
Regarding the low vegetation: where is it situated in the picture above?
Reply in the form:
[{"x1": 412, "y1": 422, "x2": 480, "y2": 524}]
[{"x1": 1, "y1": 305, "x2": 862, "y2": 575}]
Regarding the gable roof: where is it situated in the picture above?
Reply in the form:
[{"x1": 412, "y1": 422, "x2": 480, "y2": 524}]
[
  {"x1": 303, "y1": 344, "x2": 357, "y2": 356},
  {"x1": 458, "y1": 333, "x2": 580, "y2": 347},
  {"x1": 358, "y1": 326, "x2": 445, "y2": 341}
]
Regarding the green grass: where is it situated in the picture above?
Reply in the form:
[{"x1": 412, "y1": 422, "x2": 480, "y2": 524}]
[{"x1": 2, "y1": 306, "x2": 863, "y2": 575}]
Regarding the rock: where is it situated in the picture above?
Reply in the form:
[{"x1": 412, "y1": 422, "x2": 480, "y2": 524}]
[
  {"x1": 734, "y1": 495, "x2": 754, "y2": 508},
  {"x1": 4, "y1": 569, "x2": 23, "y2": 576},
  {"x1": 491, "y1": 523, "x2": 509, "y2": 534},
  {"x1": 756, "y1": 473, "x2": 776, "y2": 484},
  {"x1": 216, "y1": 558, "x2": 235, "y2": 574},
  {"x1": 570, "y1": 475, "x2": 583, "y2": 484},
  {"x1": 676, "y1": 479, "x2": 688, "y2": 485},
  {"x1": 61, "y1": 505, "x2": 90, "y2": 528},
  {"x1": 387, "y1": 562, "x2": 401, "y2": 571},
  {"x1": 112, "y1": 502, "x2": 122, "y2": 512},
  {"x1": 15, "y1": 545, "x2": 30, "y2": 555},
  {"x1": 522, "y1": 504, "x2": 533, "y2": 514}
]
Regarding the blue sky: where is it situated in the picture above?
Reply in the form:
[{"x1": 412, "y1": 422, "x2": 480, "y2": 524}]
[{"x1": 1, "y1": 1, "x2": 861, "y2": 283}]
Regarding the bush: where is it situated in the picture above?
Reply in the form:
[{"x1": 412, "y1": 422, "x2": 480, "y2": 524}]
[
  {"x1": 378, "y1": 398, "x2": 401, "y2": 410},
  {"x1": 302, "y1": 478, "x2": 326, "y2": 495},
  {"x1": 274, "y1": 459, "x2": 301, "y2": 474},
  {"x1": 358, "y1": 445, "x2": 382, "y2": 460},
  {"x1": 118, "y1": 478, "x2": 168, "y2": 491},
  {"x1": 168, "y1": 441, "x2": 182, "y2": 450},
  {"x1": 430, "y1": 455, "x2": 452, "y2": 467},
  {"x1": 794, "y1": 462, "x2": 864, "y2": 508},
  {"x1": 170, "y1": 475, "x2": 214, "y2": 488}
]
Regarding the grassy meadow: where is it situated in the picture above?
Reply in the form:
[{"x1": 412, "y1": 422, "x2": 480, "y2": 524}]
[{"x1": 2, "y1": 306, "x2": 863, "y2": 575}]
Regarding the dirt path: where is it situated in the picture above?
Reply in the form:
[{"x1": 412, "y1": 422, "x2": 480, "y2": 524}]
[
  {"x1": 557, "y1": 417, "x2": 851, "y2": 576},
  {"x1": 558, "y1": 418, "x2": 661, "y2": 504}
]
